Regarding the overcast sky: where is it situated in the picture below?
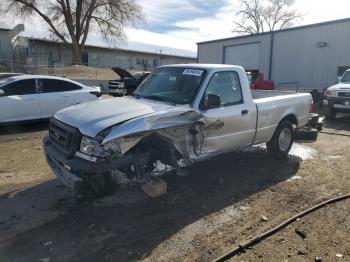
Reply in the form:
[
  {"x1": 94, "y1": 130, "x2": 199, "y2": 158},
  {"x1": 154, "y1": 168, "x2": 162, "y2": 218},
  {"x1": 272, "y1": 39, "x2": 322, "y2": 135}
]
[{"x1": 6, "y1": 0, "x2": 350, "y2": 56}]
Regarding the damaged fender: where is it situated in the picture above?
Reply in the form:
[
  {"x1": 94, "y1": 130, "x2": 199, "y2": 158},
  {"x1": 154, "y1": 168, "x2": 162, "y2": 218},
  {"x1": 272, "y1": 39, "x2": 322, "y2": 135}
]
[{"x1": 102, "y1": 108, "x2": 206, "y2": 162}]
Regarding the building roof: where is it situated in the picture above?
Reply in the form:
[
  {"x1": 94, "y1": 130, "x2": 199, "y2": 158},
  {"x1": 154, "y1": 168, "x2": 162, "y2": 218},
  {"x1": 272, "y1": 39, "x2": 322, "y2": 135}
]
[
  {"x1": 197, "y1": 17, "x2": 350, "y2": 45},
  {"x1": 19, "y1": 36, "x2": 196, "y2": 59},
  {"x1": 0, "y1": 22, "x2": 11, "y2": 30}
]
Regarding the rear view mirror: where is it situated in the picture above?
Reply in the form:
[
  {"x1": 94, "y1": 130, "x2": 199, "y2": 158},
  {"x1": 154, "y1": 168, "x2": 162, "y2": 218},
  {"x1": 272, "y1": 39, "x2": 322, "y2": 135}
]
[
  {"x1": 207, "y1": 94, "x2": 221, "y2": 109},
  {"x1": 337, "y1": 76, "x2": 342, "y2": 83},
  {"x1": 0, "y1": 89, "x2": 4, "y2": 96}
]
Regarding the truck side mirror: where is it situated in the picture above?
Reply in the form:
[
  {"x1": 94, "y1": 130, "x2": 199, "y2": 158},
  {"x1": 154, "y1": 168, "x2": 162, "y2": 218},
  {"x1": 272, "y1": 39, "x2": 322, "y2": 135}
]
[
  {"x1": 207, "y1": 94, "x2": 221, "y2": 109},
  {"x1": 0, "y1": 89, "x2": 4, "y2": 96},
  {"x1": 337, "y1": 76, "x2": 342, "y2": 83}
]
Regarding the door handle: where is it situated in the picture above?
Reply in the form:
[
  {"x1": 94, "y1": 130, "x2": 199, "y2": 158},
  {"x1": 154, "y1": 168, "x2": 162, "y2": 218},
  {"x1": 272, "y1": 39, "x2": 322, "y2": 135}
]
[
  {"x1": 62, "y1": 95, "x2": 71, "y2": 97},
  {"x1": 241, "y1": 110, "x2": 249, "y2": 115}
]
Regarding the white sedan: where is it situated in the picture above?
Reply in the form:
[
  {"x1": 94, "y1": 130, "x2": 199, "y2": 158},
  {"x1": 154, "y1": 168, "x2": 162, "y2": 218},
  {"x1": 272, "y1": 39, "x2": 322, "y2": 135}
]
[{"x1": 0, "y1": 75, "x2": 101, "y2": 124}]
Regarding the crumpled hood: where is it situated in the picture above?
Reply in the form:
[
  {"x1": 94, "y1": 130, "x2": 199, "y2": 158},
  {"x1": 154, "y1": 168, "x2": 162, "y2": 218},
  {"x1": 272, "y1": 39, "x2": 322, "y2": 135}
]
[
  {"x1": 54, "y1": 97, "x2": 175, "y2": 137},
  {"x1": 328, "y1": 83, "x2": 350, "y2": 91}
]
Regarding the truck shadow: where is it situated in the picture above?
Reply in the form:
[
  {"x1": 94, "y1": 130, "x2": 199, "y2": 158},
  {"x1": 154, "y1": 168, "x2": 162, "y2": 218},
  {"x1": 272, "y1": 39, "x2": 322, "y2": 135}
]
[
  {"x1": 0, "y1": 148, "x2": 301, "y2": 262},
  {"x1": 322, "y1": 113, "x2": 350, "y2": 132}
]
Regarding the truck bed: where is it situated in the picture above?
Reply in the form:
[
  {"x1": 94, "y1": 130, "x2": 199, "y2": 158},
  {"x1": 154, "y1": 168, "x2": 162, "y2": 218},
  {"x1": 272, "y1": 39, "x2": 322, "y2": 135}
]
[
  {"x1": 251, "y1": 90, "x2": 298, "y2": 99},
  {"x1": 251, "y1": 89, "x2": 312, "y2": 145}
]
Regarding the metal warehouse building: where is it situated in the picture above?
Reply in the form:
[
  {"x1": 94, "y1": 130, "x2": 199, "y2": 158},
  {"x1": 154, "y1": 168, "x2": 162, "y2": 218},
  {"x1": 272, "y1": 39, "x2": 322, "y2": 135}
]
[
  {"x1": 0, "y1": 23, "x2": 24, "y2": 66},
  {"x1": 13, "y1": 36, "x2": 196, "y2": 71},
  {"x1": 197, "y1": 18, "x2": 350, "y2": 91}
]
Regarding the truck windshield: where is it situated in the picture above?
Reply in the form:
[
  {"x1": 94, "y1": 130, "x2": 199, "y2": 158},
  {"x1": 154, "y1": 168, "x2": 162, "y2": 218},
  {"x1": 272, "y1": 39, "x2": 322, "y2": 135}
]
[
  {"x1": 340, "y1": 71, "x2": 350, "y2": 83},
  {"x1": 134, "y1": 67, "x2": 206, "y2": 105}
]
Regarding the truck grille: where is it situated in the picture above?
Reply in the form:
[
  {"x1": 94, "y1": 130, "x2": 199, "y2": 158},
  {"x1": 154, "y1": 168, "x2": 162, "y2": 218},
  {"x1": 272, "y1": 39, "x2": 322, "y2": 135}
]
[
  {"x1": 49, "y1": 118, "x2": 81, "y2": 157},
  {"x1": 338, "y1": 92, "x2": 350, "y2": 98}
]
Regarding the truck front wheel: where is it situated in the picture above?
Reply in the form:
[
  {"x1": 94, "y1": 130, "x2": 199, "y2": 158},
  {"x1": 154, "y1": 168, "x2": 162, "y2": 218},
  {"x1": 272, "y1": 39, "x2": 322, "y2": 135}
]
[{"x1": 267, "y1": 121, "x2": 294, "y2": 159}]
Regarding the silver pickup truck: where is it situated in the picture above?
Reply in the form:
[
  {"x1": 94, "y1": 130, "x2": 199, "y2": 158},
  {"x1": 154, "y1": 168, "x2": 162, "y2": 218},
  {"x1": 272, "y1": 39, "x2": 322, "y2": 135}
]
[{"x1": 43, "y1": 64, "x2": 321, "y2": 196}]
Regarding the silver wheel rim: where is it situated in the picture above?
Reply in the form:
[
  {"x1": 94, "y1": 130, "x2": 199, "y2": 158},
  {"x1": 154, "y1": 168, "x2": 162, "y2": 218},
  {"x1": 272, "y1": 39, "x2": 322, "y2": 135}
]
[{"x1": 279, "y1": 128, "x2": 292, "y2": 152}]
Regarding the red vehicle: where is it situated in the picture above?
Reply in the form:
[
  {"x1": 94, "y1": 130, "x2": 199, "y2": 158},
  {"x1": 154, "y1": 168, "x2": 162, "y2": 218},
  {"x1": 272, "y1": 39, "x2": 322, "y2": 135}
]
[{"x1": 246, "y1": 70, "x2": 275, "y2": 90}]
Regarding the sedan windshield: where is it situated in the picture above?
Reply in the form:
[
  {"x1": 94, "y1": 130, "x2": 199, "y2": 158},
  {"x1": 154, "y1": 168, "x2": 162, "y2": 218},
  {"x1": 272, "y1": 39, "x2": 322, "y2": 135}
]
[
  {"x1": 0, "y1": 77, "x2": 15, "y2": 86},
  {"x1": 340, "y1": 71, "x2": 350, "y2": 83},
  {"x1": 134, "y1": 67, "x2": 206, "y2": 105}
]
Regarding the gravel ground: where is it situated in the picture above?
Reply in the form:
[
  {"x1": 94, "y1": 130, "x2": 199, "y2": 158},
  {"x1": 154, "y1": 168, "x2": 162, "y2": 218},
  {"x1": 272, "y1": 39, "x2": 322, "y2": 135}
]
[{"x1": 0, "y1": 114, "x2": 349, "y2": 262}]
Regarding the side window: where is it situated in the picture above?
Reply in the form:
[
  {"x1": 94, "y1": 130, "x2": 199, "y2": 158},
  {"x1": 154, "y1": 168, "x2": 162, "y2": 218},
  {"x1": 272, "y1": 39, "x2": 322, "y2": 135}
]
[
  {"x1": 1, "y1": 79, "x2": 36, "y2": 96},
  {"x1": 41, "y1": 79, "x2": 82, "y2": 93},
  {"x1": 66, "y1": 82, "x2": 82, "y2": 91},
  {"x1": 202, "y1": 71, "x2": 243, "y2": 109}
]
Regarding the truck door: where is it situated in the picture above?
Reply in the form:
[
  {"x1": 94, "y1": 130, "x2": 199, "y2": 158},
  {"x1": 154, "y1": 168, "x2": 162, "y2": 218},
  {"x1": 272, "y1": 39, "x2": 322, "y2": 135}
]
[{"x1": 199, "y1": 71, "x2": 257, "y2": 154}]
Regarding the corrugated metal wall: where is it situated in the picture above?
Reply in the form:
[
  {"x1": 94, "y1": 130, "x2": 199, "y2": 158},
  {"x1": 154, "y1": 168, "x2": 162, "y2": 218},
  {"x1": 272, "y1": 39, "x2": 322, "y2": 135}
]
[
  {"x1": 0, "y1": 30, "x2": 13, "y2": 65},
  {"x1": 198, "y1": 34, "x2": 271, "y2": 79},
  {"x1": 197, "y1": 19, "x2": 350, "y2": 90},
  {"x1": 14, "y1": 39, "x2": 196, "y2": 70},
  {"x1": 272, "y1": 21, "x2": 350, "y2": 90}
]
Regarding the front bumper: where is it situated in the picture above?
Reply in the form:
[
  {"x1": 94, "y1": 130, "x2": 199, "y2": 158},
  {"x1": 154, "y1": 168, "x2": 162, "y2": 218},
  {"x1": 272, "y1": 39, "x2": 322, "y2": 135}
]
[
  {"x1": 43, "y1": 136, "x2": 133, "y2": 191},
  {"x1": 323, "y1": 97, "x2": 350, "y2": 112}
]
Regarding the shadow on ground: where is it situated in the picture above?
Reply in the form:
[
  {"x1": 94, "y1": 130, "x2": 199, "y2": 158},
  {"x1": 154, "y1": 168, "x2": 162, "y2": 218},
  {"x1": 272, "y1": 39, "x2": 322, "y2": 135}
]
[
  {"x1": 0, "y1": 147, "x2": 301, "y2": 262},
  {"x1": 0, "y1": 121, "x2": 49, "y2": 136},
  {"x1": 0, "y1": 180, "x2": 68, "y2": 242},
  {"x1": 319, "y1": 108, "x2": 350, "y2": 132}
]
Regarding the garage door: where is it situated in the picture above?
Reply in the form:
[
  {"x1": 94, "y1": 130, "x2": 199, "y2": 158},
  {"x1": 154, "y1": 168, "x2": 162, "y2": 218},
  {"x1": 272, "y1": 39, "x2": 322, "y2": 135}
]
[{"x1": 224, "y1": 43, "x2": 260, "y2": 70}]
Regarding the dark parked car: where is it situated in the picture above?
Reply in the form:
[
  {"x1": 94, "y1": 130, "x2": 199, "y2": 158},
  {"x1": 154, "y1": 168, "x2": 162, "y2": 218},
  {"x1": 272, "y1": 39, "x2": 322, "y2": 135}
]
[{"x1": 108, "y1": 67, "x2": 150, "y2": 96}]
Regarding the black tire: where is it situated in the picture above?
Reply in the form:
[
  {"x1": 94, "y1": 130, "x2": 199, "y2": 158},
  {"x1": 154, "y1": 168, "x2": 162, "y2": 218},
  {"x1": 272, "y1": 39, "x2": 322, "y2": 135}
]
[
  {"x1": 266, "y1": 121, "x2": 294, "y2": 159},
  {"x1": 324, "y1": 107, "x2": 337, "y2": 119},
  {"x1": 294, "y1": 129, "x2": 318, "y2": 141}
]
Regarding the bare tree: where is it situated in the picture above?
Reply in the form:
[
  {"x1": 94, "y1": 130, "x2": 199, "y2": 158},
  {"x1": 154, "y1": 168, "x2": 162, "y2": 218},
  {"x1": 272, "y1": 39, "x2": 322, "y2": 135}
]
[
  {"x1": 3, "y1": 0, "x2": 142, "y2": 64},
  {"x1": 233, "y1": 0, "x2": 303, "y2": 35}
]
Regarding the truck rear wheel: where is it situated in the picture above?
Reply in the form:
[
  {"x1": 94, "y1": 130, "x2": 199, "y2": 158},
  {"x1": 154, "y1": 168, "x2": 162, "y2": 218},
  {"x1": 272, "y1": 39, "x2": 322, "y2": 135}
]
[{"x1": 266, "y1": 121, "x2": 294, "y2": 159}]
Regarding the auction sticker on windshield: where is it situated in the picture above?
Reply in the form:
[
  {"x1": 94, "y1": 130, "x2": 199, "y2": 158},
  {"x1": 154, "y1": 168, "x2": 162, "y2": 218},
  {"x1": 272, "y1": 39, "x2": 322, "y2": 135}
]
[{"x1": 183, "y1": 69, "x2": 204, "y2": 76}]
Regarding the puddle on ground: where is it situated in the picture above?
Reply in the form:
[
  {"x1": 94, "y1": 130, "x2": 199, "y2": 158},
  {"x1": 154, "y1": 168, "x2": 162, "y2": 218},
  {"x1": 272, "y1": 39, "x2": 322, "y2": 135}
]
[
  {"x1": 244, "y1": 143, "x2": 317, "y2": 161},
  {"x1": 289, "y1": 143, "x2": 317, "y2": 160}
]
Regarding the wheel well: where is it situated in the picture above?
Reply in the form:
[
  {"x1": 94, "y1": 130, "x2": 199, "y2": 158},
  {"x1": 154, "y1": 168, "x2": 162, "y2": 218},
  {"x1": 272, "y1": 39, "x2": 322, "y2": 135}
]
[
  {"x1": 281, "y1": 114, "x2": 298, "y2": 127},
  {"x1": 131, "y1": 134, "x2": 183, "y2": 166}
]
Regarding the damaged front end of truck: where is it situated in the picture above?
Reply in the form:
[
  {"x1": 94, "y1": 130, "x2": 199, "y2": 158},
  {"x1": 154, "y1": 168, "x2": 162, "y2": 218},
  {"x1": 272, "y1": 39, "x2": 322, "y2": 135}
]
[{"x1": 43, "y1": 108, "x2": 207, "y2": 197}]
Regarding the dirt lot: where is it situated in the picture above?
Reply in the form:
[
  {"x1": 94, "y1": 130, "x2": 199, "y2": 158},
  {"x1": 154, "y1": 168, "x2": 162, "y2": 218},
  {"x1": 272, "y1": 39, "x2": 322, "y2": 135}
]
[{"x1": 0, "y1": 115, "x2": 349, "y2": 262}]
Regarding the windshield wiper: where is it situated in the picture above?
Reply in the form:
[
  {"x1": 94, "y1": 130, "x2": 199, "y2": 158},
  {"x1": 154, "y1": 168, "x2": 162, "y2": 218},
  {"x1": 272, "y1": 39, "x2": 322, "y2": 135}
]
[{"x1": 142, "y1": 95, "x2": 177, "y2": 105}]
